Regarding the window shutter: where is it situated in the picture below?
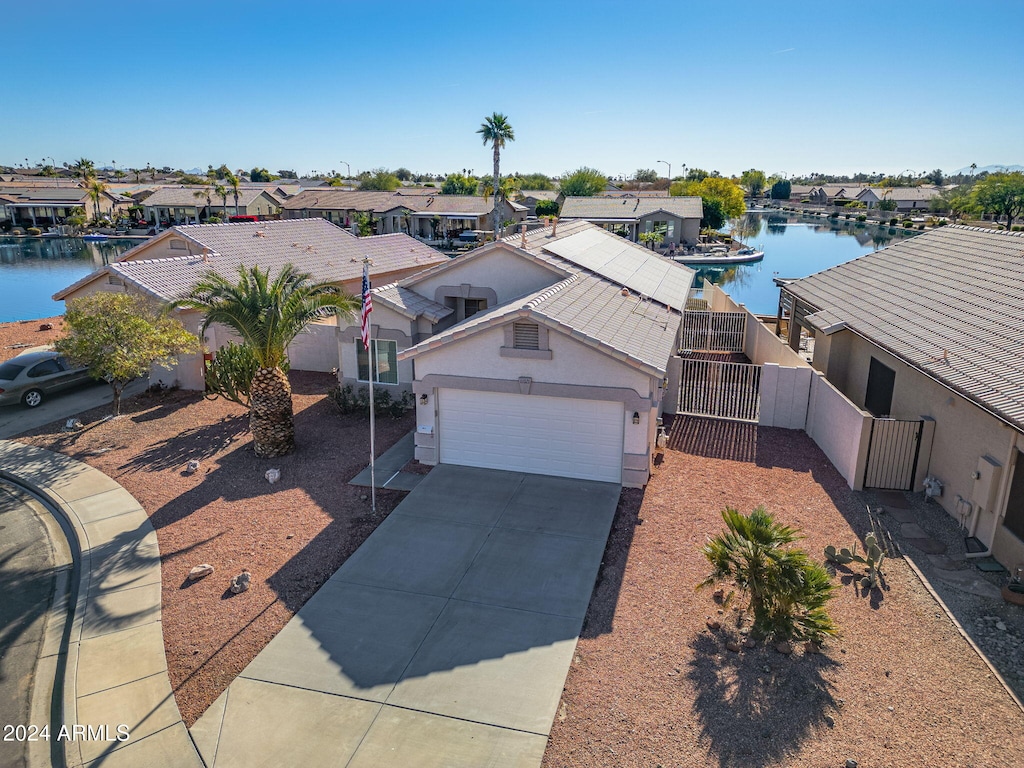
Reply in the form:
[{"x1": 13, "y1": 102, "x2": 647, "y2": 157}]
[{"x1": 513, "y1": 322, "x2": 540, "y2": 350}]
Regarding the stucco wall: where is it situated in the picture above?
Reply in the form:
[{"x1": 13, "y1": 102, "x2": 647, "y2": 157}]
[
  {"x1": 407, "y1": 245, "x2": 563, "y2": 306},
  {"x1": 759, "y1": 363, "x2": 812, "y2": 429},
  {"x1": 287, "y1": 320, "x2": 339, "y2": 372},
  {"x1": 703, "y1": 283, "x2": 807, "y2": 367},
  {"x1": 805, "y1": 371, "x2": 872, "y2": 490}
]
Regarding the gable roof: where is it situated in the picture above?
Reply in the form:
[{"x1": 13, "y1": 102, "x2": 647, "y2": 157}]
[
  {"x1": 372, "y1": 283, "x2": 453, "y2": 323},
  {"x1": 783, "y1": 225, "x2": 1024, "y2": 431},
  {"x1": 517, "y1": 190, "x2": 560, "y2": 202},
  {"x1": 399, "y1": 271, "x2": 680, "y2": 377},
  {"x1": 382, "y1": 195, "x2": 495, "y2": 216},
  {"x1": 141, "y1": 186, "x2": 278, "y2": 208},
  {"x1": 559, "y1": 195, "x2": 702, "y2": 221},
  {"x1": 280, "y1": 189, "x2": 400, "y2": 213},
  {"x1": 858, "y1": 186, "x2": 943, "y2": 202},
  {"x1": 54, "y1": 219, "x2": 447, "y2": 302}
]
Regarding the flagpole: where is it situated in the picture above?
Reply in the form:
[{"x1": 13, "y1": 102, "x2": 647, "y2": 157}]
[{"x1": 362, "y1": 257, "x2": 377, "y2": 515}]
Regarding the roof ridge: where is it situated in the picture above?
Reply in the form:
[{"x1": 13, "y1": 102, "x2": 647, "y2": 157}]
[
  {"x1": 947, "y1": 224, "x2": 1024, "y2": 237},
  {"x1": 522, "y1": 273, "x2": 582, "y2": 308},
  {"x1": 113, "y1": 254, "x2": 203, "y2": 267}
]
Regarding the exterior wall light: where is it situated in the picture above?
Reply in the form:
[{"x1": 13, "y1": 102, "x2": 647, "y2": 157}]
[
  {"x1": 632, "y1": 411, "x2": 640, "y2": 424},
  {"x1": 420, "y1": 394, "x2": 429, "y2": 405}
]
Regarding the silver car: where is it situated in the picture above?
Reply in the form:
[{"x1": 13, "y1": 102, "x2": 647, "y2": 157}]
[{"x1": 0, "y1": 347, "x2": 95, "y2": 408}]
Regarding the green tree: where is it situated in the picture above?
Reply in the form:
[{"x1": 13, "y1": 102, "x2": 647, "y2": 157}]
[
  {"x1": 86, "y1": 178, "x2": 108, "y2": 222},
  {"x1": 480, "y1": 175, "x2": 520, "y2": 236},
  {"x1": 925, "y1": 168, "x2": 944, "y2": 186},
  {"x1": 769, "y1": 179, "x2": 791, "y2": 200},
  {"x1": 441, "y1": 173, "x2": 478, "y2": 195},
  {"x1": 698, "y1": 507, "x2": 837, "y2": 644},
  {"x1": 65, "y1": 206, "x2": 87, "y2": 231},
  {"x1": 226, "y1": 172, "x2": 242, "y2": 216},
  {"x1": 213, "y1": 183, "x2": 229, "y2": 221},
  {"x1": 128, "y1": 168, "x2": 142, "y2": 183},
  {"x1": 277, "y1": 169, "x2": 298, "y2": 179},
  {"x1": 39, "y1": 164, "x2": 58, "y2": 177},
  {"x1": 353, "y1": 211, "x2": 376, "y2": 236},
  {"x1": 535, "y1": 199, "x2": 559, "y2": 217},
  {"x1": 393, "y1": 167, "x2": 413, "y2": 181},
  {"x1": 973, "y1": 171, "x2": 1024, "y2": 229},
  {"x1": 740, "y1": 169, "x2": 767, "y2": 197},
  {"x1": 876, "y1": 197, "x2": 898, "y2": 212},
  {"x1": 559, "y1": 167, "x2": 607, "y2": 196},
  {"x1": 172, "y1": 264, "x2": 359, "y2": 457},
  {"x1": 633, "y1": 168, "x2": 659, "y2": 183},
  {"x1": 686, "y1": 168, "x2": 710, "y2": 182},
  {"x1": 193, "y1": 185, "x2": 213, "y2": 222},
  {"x1": 56, "y1": 292, "x2": 199, "y2": 415},
  {"x1": 671, "y1": 177, "x2": 745, "y2": 227},
  {"x1": 477, "y1": 112, "x2": 516, "y2": 238},
  {"x1": 359, "y1": 169, "x2": 401, "y2": 191},
  {"x1": 637, "y1": 231, "x2": 664, "y2": 250},
  {"x1": 518, "y1": 172, "x2": 553, "y2": 190},
  {"x1": 72, "y1": 157, "x2": 95, "y2": 180},
  {"x1": 699, "y1": 198, "x2": 726, "y2": 230},
  {"x1": 250, "y1": 167, "x2": 278, "y2": 182}
]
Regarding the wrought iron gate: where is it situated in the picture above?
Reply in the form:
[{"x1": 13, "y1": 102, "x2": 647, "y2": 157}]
[
  {"x1": 863, "y1": 418, "x2": 924, "y2": 491},
  {"x1": 681, "y1": 310, "x2": 746, "y2": 352},
  {"x1": 678, "y1": 358, "x2": 762, "y2": 423}
]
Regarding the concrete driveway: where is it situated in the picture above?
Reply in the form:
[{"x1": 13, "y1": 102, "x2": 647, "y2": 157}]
[
  {"x1": 0, "y1": 378, "x2": 149, "y2": 439},
  {"x1": 190, "y1": 465, "x2": 621, "y2": 768}
]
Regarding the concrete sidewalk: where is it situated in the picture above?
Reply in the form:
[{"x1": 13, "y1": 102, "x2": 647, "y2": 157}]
[
  {"x1": 347, "y1": 430, "x2": 422, "y2": 491},
  {"x1": 191, "y1": 465, "x2": 621, "y2": 768}
]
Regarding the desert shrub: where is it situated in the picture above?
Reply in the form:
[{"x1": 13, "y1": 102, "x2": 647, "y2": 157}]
[
  {"x1": 827, "y1": 212, "x2": 839, "y2": 219},
  {"x1": 856, "y1": 214, "x2": 867, "y2": 222},
  {"x1": 202, "y1": 341, "x2": 288, "y2": 407},
  {"x1": 902, "y1": 220, "x2": 914, "y2": 227},
  {"x1": 1013, "y1": 225, "x2": 1023, "y2": 231},
  {"x1": 329, "y1": 384, "x2": 412, "y2": 418},
  {"x1": 889, "y1": 217, "x2": 899, "y2": 225},
  {"x1": 27, "y1": 227, "x2": 42, "y2": 235}
]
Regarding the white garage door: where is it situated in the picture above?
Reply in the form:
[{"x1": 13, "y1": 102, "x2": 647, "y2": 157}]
[{"x1": 438, "y1": 389, "x2": 624, "y2": 483}]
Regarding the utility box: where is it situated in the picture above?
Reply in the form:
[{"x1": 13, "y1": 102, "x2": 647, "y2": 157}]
[{"x1": 971, "y1": 455, "x2": 1002, "y2": 513}]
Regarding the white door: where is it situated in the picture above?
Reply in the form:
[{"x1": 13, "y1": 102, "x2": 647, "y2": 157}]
[{"x1": 438, "y1": 389, "x2": 624, "y2": 483}]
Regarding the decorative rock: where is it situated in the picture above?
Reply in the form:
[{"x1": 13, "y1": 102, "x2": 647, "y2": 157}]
[
  {"x1": 804, "y1": 641, "x2": 820, "y2": 654},
  {"x1": 39, "y1": 322, "x2": 53, "y2": 331},
  {"x1": 62, "y1": 418, "x2": 84, "y2": 432},
  {"x1": 230, "y1": 571, "x2": 252, "y2": 594},
  {"x1": 996, "y1": 621, "x2": 1007, "y2": 631},
  {"x1": 846, "y1": 760, "x2": 858, "y2": 768},
  {"x1": 706, "y1": 618, "x2": 721, "y2": 631},
  {"x1": 744, "y1": 638, "x2": 756, "y2": 649},
  {"x1": 725, "y1": 640, "x2": 741, "y2": 653},
  {"x1": 823, "y1": 714, "x2": 835, "y2": 727},
  {"x1": 775, "y1": 641, "x2": 793, "y2": 655},
  {"x1": 188, "y1": 564, "x2": 214, "y2": 581},
  {"x1": 713, "y1": 587, "x2": 725, "y2": 601},
  {"x1": 265, "y1": 468, "x2": 281, "y2": 484},
  {"x1": 360, "y1": 494, "x2": 368, "y2": 501},
  {"x1": 185, "y1": 459, "x2": 200, "y2": 475}
]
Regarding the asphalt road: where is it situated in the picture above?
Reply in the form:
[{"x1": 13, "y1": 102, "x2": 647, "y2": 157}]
[
  {"x1": 0, "y1": 482, "x2": 71, "y2": 768},
  {"x1": 0, "y1": 378, "x2": 149, "y2": 440}
]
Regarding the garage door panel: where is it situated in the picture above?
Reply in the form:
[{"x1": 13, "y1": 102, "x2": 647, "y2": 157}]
[{"x1": 438, "y1": 389, "x2": 624, "y2": 483}]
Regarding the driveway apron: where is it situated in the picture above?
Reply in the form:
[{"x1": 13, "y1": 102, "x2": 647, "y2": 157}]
[{"x1": 190, "y1": 465, "x2": 621, "y2": 768}]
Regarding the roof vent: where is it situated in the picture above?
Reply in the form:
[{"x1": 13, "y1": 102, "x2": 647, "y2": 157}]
[{"x1": 620, "y1": 287, "x2": 630, "y2": 296}]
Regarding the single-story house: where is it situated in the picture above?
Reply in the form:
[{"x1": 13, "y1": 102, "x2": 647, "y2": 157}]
[
  {"x1": 0, "y1": 186, "x2": 130, "y2": 228},
  {"x1": 788, "y1": 184, "x2": 815, "y2": 201},
  {"x1": 559, "y1": 195, "x2": 702, "y2": 247},
  {"x1": 340, "y1": 219, "x2": 696, "y2": 487},
  {"x1": 141, "y1": 186, "x2": 283, "y2": 226},
  {"x1": 856, "y1": 186, "x2": 943, "y2": 212},
  {"x1": 778, "y1": 225, "x2": 1024, "y2": 571},
  {"x1": 53, "y1": 218, "x2": 448, "y2": 389},
  {"x1": 377, "y1": 195, "x2": 526, "y2": 241},
  {"x1": 516, "y1": 189, "x2": 562, "y2": 216},
  {"x1": 807, "y1": 185, "x2": 867, "y2": 205},
  {"x1": 279, "y1": 189, "x2": 400, "y2": 228}
]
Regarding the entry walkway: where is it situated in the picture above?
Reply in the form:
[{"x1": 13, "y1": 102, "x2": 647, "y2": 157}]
[{"x1": 190, "y1": 465, "x2": 621, "y2": 768}]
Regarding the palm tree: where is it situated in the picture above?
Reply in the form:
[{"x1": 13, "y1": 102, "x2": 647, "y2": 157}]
[
  {"x1": 172, "y1": 264, "x2": 359, "y2": 457},
  {"x1": 480, "y1": 175, "x2": 521, "y2": 238},
  {"x1": 73, "y1": 157, "x2": 96, "y2": 181},
  {"x1": 477, "y1": 113, "x2": 515, "y2": 239},
  {"x1": 226, "y1": 172, "x2": 241, "y2": 217},
  {"x1": 214, "y1": 183, "x2": 229, "y2": 220},
  {"x1": 698, "y1": 507, "x2": 836, "y2": 643},
  {"x1": 86, "y1": 178, "x2": 108, "y2": 222},
  {"x1": 193, "y1": 185, "x2": 212, "y2": 223}
]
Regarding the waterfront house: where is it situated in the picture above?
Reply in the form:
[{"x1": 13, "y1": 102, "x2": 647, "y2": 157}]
[
  {"x1": 0, "y1": 186, "x2": 129, "y2": 228},
  {"x1": 777, "y1": 225, "x2": 1024, "y2": 571},
  {"x1": 856, "y1": 186, "x2": 943, "y2": 212},
  {"x1": 558, "y1": 195, "x2": 702, "y2": 247},
  {"x1": 141, "y1": 186, "x2": 283, "y2": 226}
]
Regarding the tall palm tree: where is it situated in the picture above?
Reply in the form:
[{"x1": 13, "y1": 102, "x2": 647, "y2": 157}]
[
  {"x1": 86, "y1": 178, "x2": 108, "y2": 222},
  {"x1": 73, "y1": 157, "x2": 95, "y2": 181},
  {"x1": 226, "y1": 172, "x2": 241, "y2": 217},
  {"x1": 214, "y1": 183, "x2": 229, "y2": 220},
  {"x1": 193, "y1": 185, "x2": 213, "y2": 223},
  {"x1": 172, "y1": 264, "x2": 359, "y2": 457},
  {"x1": 477, "y1": 113, "x2": 515, "y2": 239},
  {"x1": 480, "y1": 175, "x2": 521, "y2": 238}
]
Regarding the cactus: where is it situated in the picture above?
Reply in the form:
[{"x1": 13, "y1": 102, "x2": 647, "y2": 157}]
[
  {"x1": 824, "y1": 544, "x2": 857, "y2": 565},
  {"x1": 825, "y1": 534, "x2": 885, "y2": 589}
]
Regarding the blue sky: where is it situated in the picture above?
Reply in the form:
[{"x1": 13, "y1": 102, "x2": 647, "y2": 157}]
[{"x1": 4, "y1": 1, "x2": 1021, "y2": 179}]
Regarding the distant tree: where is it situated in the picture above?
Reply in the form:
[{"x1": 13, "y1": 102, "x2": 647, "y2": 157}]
[
  {"x1": 214, "y1": 183, "x2": 229, "y2": 220},
  {"x1": 72, "y1": 157, "x2": 95, "y2": 180},
  {"x1": 129, "y1": 168, "x2": 142, "y2": 183},
  {"x1": 535, "y1": 199, "x2": 559, "y2": 217},
  {"x1": 671, "y1": 177, "x2": 744, "y2": 228},
  {"x1": 86, "y1": 178, "x2": 108, "y2": 222},
  {"x1": 633, "y1": 168, "x2": 659, "y2": 183},
  {"x1": 769, "y1": 179, "x2": 791, "y2": 200},
  {"x1": 686, "y1": 168, "x2": 710, "y2": 182},
  {"x1": 250, "y1": 167, "x2": 278, "y2": 182},
  {"x1": 39, "y1": 164, "x2": 58, "y2": 177},
  {"x1": 209, "y1": 163, "x2": 232, "y2": 180},
  {"x1": 393, "y1": 167, "x2": 413, "y2": 181},
  {"x1": 114, "y1": 169, "x2": 126, "y2": 181},
  {"x1": 559, "y1": 167, "x2": 607, "y2": 196},
  {"x1": 699, "y1": 198, "x2": 727, "y2": 230},
  {"x1": 56, "y1": 292, "x2": 199, "y2": 416},
  {"x1": 441, "y1": 173, "x2": 478, "y2": 195},
  {"x1": 876, "y1": 197, "x2": 898, "y2": 212},
  {"x1": 518, "y1": 172, "x2": 553, "y2": 190},
  {"x1": 478, "y1": 112, "x2": 516, "y2": 237},
  {"x1": 924, "y1": 168, "x2": 944, "y2": 186},
  {"x1": 277, "y1": 169, "x2": 298, "y2": 179},
  {"x1": 226, "y1": 172, "x2": 242, "y2": 216},
  {"x1": 359, "y1": 168, "x2": 401, "y2": 191},
  {"x1": 972, "y1": 172, "x2": 1024, "y2": 228},
  {"x1": 740, "y1": 169, "x2": 767, "y2": 197},
  {"x1": 178, "y1": 173, "x2": 206, "y2": 185}
]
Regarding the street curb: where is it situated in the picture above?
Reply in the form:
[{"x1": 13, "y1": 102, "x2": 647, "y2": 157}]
[{"x1": 0, "y1": 440, "x2": 204, "y2": 768}]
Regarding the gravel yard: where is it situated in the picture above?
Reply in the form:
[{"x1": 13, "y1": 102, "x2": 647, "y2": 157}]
[
  {"x1": 542, "y1": 416, "x2": 1024, "y2": 768},
  {"x1": 14, "y1": 370, "x2": 413, "y2": 726},
  {"x1": 0, "y1": 315, "x2": 66, "y2": 354}
]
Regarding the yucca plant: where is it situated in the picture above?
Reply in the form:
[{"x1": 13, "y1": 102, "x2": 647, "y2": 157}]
[
  {"x1": 698, "y1": 507, "x2": 837, "y2": 644},
  {"x1": 173, "y1": 264, "x2": 358, "y2": 457}
]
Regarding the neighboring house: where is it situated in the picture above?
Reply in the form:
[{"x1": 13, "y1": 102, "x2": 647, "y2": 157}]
[
  {"x1": 338, "y1": 220, "x2": 695, "y2": 487},
  {"x1": 788, "y1": 184, "x2": 815, "y2": 201},
  {"x1": 378, "y1": 195, "x2": 525, "y2": 240},
  {"x1": 0, "y1": 186, "x2": 129, "y2": 228},
  {"x1": 807, "y1": 185, "x2": 867, "y2": 205},
  {"x1": 856, "y1": 186, "x2": 943, "y2": 212},
  {"x1": 280, "y1": 190, "x2": 402, "y2": 228},
  {"x1": 516, "y1": 189, "x2": 562, "y2": 216},
  {"x1": 559, "y1": 196, "x2": 702, "y2": 247},
  {"x1": 53, "y1": 218, "x2": 447, "y2": 389},
  {"x1": 141, "y1": 186, "x2": 282, "y2": 226},
  {"x1": 778, "y1": 225, "x2": 1024, "y2": 571}
]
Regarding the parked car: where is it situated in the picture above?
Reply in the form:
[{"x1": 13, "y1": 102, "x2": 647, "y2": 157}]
[{"x1": 0, "y1": 347, "x2": 95, "y2": 408}]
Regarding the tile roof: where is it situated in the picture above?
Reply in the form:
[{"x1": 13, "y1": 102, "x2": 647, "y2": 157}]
[
  {"x1": 517, "y1": 190, "x2": 560, "y2": 201},
  {"x1": 859, "y1": 186, "x2": 943, "y2": 202},
  {"x1": 559, "y1": 195, "x2": 702, "y2": 220},
  {"x1": 54, "y1": 219, "x2": 447, "y2": 302},
  {"x1": 400, "y1": 272, "x2": 680, "y2": 376},
  {"x1": 142, "y1": 186, "x2": 275, "y2": 208},
  {"x1": 279, "y1": 189, "x2": 400, "y2": 212},
  {"x1": 373, "y1": 283, "x2": 453, "y2": 323},
  {"x1": 0, "y1": 187, "x2": 91, "y2": 203},
  {"x1": 782, "y1": 225, "x2": 1024, "y2": 430},
  {"x1": 385, "y1": 195, "x2": 494, "y2": 215}
]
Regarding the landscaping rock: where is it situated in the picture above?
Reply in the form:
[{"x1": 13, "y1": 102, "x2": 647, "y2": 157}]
[
  {"x1": 775, "y1": 641, "x2": 792, "y2": 655},
  {"x1": 230, "y1": 571, "x2": 251, "y2": 594},
  {"x1": 846, "y1": 760, "x2": 858, "y2": 768},
  {"x1": 265, "y1": 468, "x2": 281, "y2": 484},
  {"x1": 39, "y1": 322, "x2": 53, "y2": 331},
  {"x1": 185, "y1": 459, "x2": 200, "y2": 475},
  {"x1": 804, "y1": 641, "x2": 820, "y2": 654},
  {"x1": 725, "y1": 640, "x2": 741, "y2": 652},
  {"x1": 706, "y1": 618, "x2": 721, "y2": 631},
  {"x1": 188, "y1": 564, "x2": 214, "y2": 581},
  {"x1": 744, "y1": 638, "x2": 756, "y2": 649}
]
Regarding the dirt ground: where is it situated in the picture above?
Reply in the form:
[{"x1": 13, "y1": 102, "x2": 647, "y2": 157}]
[
  {"x1": 0, "y1": 316, "x2": 66, "y2": 358},
  {"x1": 542, "y1": 416, "x2": 1024, "y2": 768},
  {"x1": 15, "y1": 371, "x2": 413, "y2": 726}
]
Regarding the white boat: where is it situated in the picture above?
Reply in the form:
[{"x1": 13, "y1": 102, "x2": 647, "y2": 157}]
[{"x1": 676, "y1": 247, "x2": 764, "y2": 265}]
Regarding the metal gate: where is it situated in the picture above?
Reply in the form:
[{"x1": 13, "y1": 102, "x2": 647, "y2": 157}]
[
  {"x1": 863, "y1": 418, "x2": 924, "y2": 490},
  {"x1": 682, "y1": 311, "x2": 746, "y2": 352},
  {"x1": 678, "y1": 358, "x2": 762, "y2": 422}
]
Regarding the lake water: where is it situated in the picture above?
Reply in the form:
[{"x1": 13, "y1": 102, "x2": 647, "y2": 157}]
[
  {"x1": 700, "y1": 211, "x2": 919, "y2": 315},
  {"x1": 0, "y1": 237, "x2": 139, "y2": 322}
]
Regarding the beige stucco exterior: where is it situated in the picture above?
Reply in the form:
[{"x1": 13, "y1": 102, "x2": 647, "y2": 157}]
[{"x1": 813, "y1": 328, "x2": 1024, "y2": 569}]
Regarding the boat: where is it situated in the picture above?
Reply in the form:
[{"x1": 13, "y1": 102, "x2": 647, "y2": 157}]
[
  {"x1": 82, "y1": 233, "x2": 109, "y2": 242},
  {"x1": 675, "y1": 246, "x2": 764, "y2": 265}
]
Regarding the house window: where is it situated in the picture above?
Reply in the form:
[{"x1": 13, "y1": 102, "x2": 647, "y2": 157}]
[
  {"x1": 169, "y1": 239, "x2": 187, "y2": 250},
  {"x1": 356, "y1": 339, "x2": 399, "y2": 385},
  {"x1": 464, "y1": 299, "x2": 486, "y2": 318},
  {"x1": 513, "y1": 322, "x2": 540, "y2": 350},
  {"x1": 865, "y1": 357, "x2": 896, "y2": 417}
]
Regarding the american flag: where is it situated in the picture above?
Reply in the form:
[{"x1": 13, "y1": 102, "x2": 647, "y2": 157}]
[{"x1": 361, "y1": 262, "x2": 372, "y2": 351}]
